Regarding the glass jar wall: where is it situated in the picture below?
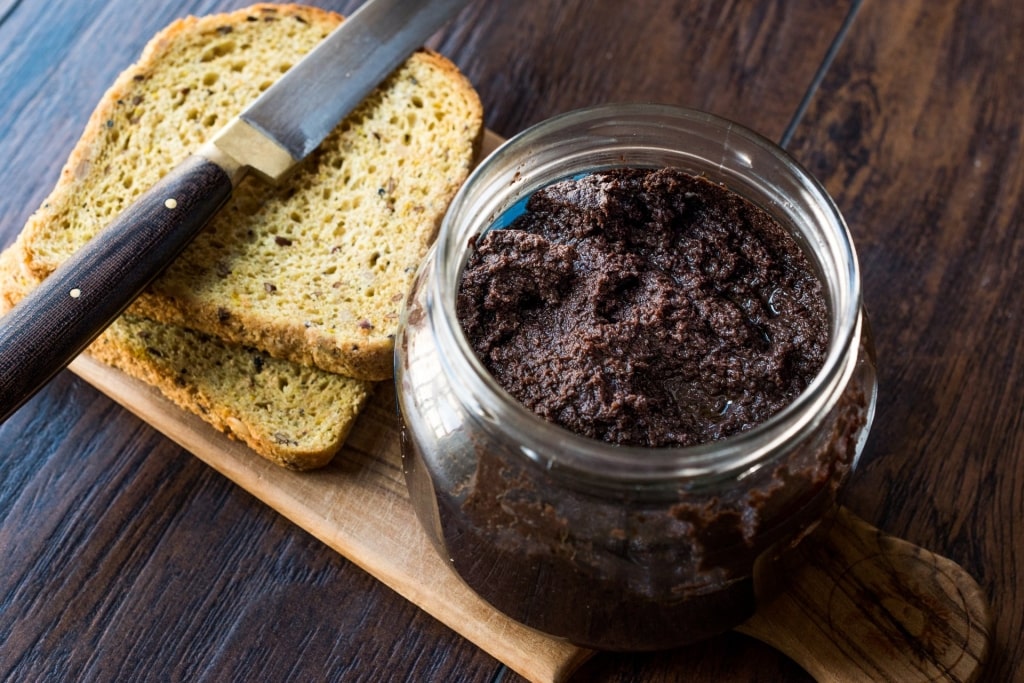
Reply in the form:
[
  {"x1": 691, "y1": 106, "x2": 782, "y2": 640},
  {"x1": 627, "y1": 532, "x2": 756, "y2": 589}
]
[{"x1": 395, "y1": 104, "x2": 877, "y2": 651}]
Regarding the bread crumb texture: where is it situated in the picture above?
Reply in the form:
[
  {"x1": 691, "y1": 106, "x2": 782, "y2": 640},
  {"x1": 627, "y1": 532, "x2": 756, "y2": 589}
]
[
  {"x1": 91, "y1": 314, "x2": 373, "y2": 470},
  {"x1": 0, "y1": 242, "x2": 372, "y2": 470},
  {"x1": 21, "y1": 3, "x2": 484, "y2": 380}
]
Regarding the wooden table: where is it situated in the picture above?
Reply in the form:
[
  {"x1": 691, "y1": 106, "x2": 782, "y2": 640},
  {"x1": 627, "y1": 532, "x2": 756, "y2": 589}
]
[{"x1": 1, "y1": 0, "x2": 1020, "y2": 681}]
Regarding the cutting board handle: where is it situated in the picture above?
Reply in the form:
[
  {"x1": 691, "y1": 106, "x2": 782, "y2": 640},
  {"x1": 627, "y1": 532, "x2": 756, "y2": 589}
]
[{"x1": 738, "y1": 506, "x2": 992, "y2": 683}]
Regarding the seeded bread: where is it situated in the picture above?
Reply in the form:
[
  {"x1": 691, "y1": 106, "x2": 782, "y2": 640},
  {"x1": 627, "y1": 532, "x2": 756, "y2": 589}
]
[
  {"x1": 19, "y1": 4, "x2": 483, "y2": 380},
  {"x1": 0, "y1": 242, "x2": 373, "y2": 470}
]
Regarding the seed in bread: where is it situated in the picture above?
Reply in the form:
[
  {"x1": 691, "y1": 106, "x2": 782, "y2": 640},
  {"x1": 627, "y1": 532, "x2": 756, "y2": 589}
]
[
  {"x1": 19, "y1": 3, "x2": 484, "y2": 380},
  {"x1": 0, "y1": 242, "x2": 372, "y2": 470}
]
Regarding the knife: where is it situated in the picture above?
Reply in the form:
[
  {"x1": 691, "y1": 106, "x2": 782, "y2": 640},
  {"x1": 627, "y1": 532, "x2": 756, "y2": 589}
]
[{"x1": 0, "y1": 0, "x2": 468, "y2": 423}]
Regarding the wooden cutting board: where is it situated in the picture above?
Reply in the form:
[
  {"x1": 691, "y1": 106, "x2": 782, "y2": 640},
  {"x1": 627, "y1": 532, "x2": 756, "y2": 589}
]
[
  {"x1": 68, "y1": 343, "x2": 994, "y2": 683},
  {"x1": 68, "y1": 353, "x2": 594, "y2": 683},
  {"x1": 66, "y1": 129, "x2": 991, "y2": 683},
  {"x1": 62, "y1": 126, "x2": 597, "y2": 683}
]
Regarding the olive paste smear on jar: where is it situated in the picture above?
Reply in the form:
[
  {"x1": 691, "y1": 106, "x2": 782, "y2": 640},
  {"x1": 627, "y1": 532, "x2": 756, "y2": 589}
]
[{"x1": 456, "y1": 167, "x2": 829, "y2": 447}]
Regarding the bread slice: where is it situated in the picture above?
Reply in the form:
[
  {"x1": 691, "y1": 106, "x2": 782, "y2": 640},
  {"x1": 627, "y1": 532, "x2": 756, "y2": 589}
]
[
  {"x1": 19, "y1": 3, "x2": 483, "y2": 380},
  {"x1": 0, "y1": 242, "x2": 373, "y2": 470}
]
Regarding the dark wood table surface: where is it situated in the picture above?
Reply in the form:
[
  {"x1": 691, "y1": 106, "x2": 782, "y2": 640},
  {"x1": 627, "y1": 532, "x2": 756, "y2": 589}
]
[{"x1": 1, "y1": 0, "x2": 1021, "y2": 681}]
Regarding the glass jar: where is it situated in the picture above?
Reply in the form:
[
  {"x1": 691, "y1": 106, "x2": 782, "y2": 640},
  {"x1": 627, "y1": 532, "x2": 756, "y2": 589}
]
[{"x1": 395, "y1": 104, "x2": 877, "y2": 651}]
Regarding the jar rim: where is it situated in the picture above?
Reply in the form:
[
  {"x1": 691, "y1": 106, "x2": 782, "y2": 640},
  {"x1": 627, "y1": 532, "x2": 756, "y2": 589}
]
[{"x1": 429, "y1": 103, "x2": 863, "y2": 485}]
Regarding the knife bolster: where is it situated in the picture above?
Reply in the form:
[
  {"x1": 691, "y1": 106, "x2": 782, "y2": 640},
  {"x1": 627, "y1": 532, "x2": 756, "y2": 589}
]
[{"x1": 205, "y1": 116, "x2": 298, "y2": 184}]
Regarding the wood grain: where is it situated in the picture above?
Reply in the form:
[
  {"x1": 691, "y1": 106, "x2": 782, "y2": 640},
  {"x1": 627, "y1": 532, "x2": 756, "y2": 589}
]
[
  {"x1": 2, "y1": 0, "x2": 1020, "y2": 681},
  {"x1": 439, "y1": 0, "x2": 856, "y2": 143},
  {"x1": 739, "y1": 508, "x2": 991, "y2": 683},
  {"x1": 64, "y1": 351, "x2": 593, "y2": 683},
  {"x1": 0, "y1": 374, "x2": 502, "y2": 681},
  {"x1": 60, "y1": 333, "x2": 991, "y2": 683},
  {"x1": 785, "y1": 1, "x2": 1024, "y2": 681}
]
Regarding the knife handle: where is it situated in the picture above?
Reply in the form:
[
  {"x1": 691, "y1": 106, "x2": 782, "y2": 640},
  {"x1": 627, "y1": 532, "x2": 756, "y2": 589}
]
[{"x1": 0, "y1": 154, "x2": 233, "y2": 423}]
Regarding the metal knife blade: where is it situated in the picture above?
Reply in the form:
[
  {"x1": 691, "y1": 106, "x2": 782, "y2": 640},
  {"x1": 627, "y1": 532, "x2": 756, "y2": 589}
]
[
  {"x1": 0, "y1": 0, "x2": 469, "y2": 423},
  {"x1": 213, "y1": 0, "x2": 470, "y2": 182}
]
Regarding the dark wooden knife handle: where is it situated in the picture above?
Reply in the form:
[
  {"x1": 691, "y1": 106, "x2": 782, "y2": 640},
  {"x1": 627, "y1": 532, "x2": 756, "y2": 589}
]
[{"x1": 0, "y1": 154, "x2": 233, "y2": 422}]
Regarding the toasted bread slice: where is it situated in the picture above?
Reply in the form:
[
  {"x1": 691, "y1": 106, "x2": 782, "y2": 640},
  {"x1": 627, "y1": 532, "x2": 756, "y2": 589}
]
[
  {"x1": 0, "y1": 242, "x2": 372, "y2": 470},
  {"x1": 19, "y1": 4, "x2": 483, "y2": 380}
]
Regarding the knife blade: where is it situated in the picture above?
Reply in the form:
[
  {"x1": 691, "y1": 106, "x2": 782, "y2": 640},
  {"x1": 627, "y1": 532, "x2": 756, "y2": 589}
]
[{"x1": 0, "y1": 0, "x2": 468, "y2": 423}]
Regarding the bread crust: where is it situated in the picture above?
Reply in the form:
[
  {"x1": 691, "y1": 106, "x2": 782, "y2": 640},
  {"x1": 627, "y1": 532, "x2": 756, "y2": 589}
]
[
  {"x1": 0, "y1": 240, "x2": 373, "y2": 470},
  {"x1": 2, "y1": 4, "x2": 488, "y2": 467},
  {"x1": 20, "y1": 4, "x2": 484, "y2": 381}
]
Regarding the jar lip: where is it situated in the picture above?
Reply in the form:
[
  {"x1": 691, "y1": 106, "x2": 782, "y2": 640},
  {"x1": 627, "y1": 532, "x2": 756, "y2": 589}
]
[{"x1": 429, "y1": 103, "x2": 863, "y2": 484}]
